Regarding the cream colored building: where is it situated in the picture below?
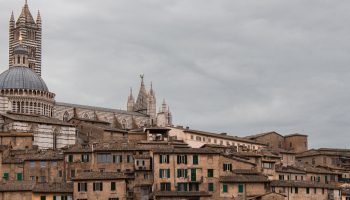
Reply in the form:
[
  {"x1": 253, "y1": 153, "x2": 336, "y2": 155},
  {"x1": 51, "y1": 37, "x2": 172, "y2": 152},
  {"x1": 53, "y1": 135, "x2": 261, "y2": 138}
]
[{"x1": 169, "y1": 127, "x2": 267, "y2": 150}]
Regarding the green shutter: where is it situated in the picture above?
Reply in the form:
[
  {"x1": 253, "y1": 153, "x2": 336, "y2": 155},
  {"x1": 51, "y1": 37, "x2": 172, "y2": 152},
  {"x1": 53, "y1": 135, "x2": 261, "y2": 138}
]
[
  {"x1": 177, "y1": 169, "x2": 180, "y2": 178},
  {"x1": 159, "y1": 155, "x2": 162, "y2": 163},
  {"x1": 159, "y1": 169, "x2": 163, "y2": 178},
  {"x1": 40, "y1": 196, "x2": 46, "y2": 200},
  {"x1": 167, "y1": 169, "x2": 170, "y2": 178},
  {"x1": 184, "y1": 183, "x2": 188, "y2": 191},
  {"x1": 193, "y1": 155, "x2": 198, "y2": 165},
  {"x1": 208, "y1": 183, "x2": 214, "y2": 191},
  {"x1": 166, "y1": 155, "x2": 169, "y2": 163},
  {"x1": 191, "y1": 169, "x2": 196, "y2": 181},
  {"x1": 184, "y1": 155, "x2": 187, "y2": 164},
  {"x1": 238, "y1": 184, "x2": 244, "y2": 193},
  {"x1": 53, "y1": 196, "x2": 56, "y2": 200},
  {"x1": 3, "y1": 173, "x2": 9, "y2": 180},
  {"x1": 111, "y1": 182, "x2": 116, "y2": 191},
  {"x1": 16, "y1": 173, "x2": 23, "y2": 181},
  {"x1": 223, "y1": 184, "x2": 228, "y2": 193},
  {"x1": 317, "y1": 176, "x2": 320, "y2": 182},
  {"x1": 184, "y1": 169, "x2": 188, "y2": 178},
  {"x1": 208, "y1": 169, "x2": 213, "y2": 177}
]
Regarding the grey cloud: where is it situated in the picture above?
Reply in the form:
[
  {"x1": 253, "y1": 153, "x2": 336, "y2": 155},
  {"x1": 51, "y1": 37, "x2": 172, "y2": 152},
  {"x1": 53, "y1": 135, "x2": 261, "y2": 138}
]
[{"x1": 0, "y1": 0, "x2": 350, "y2": 148}]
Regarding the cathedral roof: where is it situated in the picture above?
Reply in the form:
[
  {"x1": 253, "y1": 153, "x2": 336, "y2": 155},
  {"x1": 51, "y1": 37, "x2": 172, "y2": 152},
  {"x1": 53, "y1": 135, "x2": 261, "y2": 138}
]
[{"x1": 0, "y1": 66, "x2": 48, "y2": 92}]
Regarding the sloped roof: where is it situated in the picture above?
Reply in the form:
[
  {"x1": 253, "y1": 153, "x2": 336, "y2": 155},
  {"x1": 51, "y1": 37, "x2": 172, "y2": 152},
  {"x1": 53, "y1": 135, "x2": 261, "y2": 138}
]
[{"x1": 220, "y1": 174, "x2": 269, "y2": 183}]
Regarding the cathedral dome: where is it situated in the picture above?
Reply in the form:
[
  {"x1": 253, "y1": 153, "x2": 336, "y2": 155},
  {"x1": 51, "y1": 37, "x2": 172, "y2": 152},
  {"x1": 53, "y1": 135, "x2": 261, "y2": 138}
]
[{"x1": 0, "y1": 66, "x2": 49, "y2": 92}]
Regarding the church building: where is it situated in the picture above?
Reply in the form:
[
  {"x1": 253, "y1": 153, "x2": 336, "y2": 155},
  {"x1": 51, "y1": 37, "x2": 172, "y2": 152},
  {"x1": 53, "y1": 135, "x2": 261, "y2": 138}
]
[{"x1": 0, "y1": 1, "x2": 173, "y2": 149}]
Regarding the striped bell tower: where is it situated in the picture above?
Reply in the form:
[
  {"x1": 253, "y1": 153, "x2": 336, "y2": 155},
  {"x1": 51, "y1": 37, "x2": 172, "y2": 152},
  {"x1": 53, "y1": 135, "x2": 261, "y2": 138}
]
[{"x1": 9, "y1": 0, "x2": 42, "y2": 76}]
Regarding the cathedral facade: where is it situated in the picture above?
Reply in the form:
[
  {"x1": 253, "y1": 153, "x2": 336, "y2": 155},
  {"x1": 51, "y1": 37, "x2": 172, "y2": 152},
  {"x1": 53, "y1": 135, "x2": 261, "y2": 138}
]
[{"x1": 0, "y1": 1, "x2": 172, "y2": 149}]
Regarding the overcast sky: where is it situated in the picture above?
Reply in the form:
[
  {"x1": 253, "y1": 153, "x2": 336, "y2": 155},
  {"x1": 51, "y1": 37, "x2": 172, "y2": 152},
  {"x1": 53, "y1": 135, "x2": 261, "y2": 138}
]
[{"x1": 1, "y1": 0, "x2": 350, "y2": 148}]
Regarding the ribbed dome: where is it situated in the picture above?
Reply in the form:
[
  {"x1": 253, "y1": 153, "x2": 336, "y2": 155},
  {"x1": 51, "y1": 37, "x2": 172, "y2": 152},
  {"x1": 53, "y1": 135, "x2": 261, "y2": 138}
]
[{"x1": 0, "y1": 66, "x2": 48, "y2": 92}]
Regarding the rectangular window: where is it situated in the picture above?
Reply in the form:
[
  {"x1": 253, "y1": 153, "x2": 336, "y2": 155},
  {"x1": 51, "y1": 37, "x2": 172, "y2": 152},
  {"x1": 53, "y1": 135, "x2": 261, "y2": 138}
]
[
  {"x1": 306, "y1": 187, "x2": 310, "y2": 194},
  {"x1": 40, "y1": 176, "x2": 46, "y2": 183},
  {"x1": 223, "y1": 163, "x2": 232, "y2": 171},
  {"x1": 113, "y1": 155, "x2": 123, "y2": 163},
  {"x1": 238, "y1": 184, "x2": 244, "y2": 193},
  {"x1": 208, "y1": 183, "x2": 214, "y2": 192},
  {"x1": 51, "y1": 161, "x2": 57, "y2": 167},
  {"x1": 111, "y1": 182, "x2": 116, "y2": 191},
  {"x1": 177, "y1": 169, "x2": 188, "y2": 178},
  {"x1": 78, "y1": 182, "x2": 88, "y2": 192},
  {"x1": 159, "y1": 169, "x2": 170, "y2": 178},
  {"x1": 81, "y1": 154, "x2": 89, "y2": 162},
  {"x1": 193, "y1": 155, "x2": 199, "y2": 165},
  {"x1": 262, "y1": 162, "x2": 273, "y2": 169},
  {"x1": 279, "y1": 175, "x2": 284, "y2": 180},
  {"x1": 68, "y1": 154, "x2": 73, "y2": 162},
  {"x1": 207, "y1": 169, "x2": 214, "y2": 177},
  {"x1": 177, "y1": 183, "x2": 188, "y2": 191},
  {"x1": 223, "y1": 184, "x2": 228, "y2": 193},
  {"x1": 16, "y1": 173, "x2": 23, "y2": 181},
  {"x1": 30, "y1": 161, "x2": 35, "y2": 168},
  {"x1": 314, "y1": 188, "x2": 316, "y2": 194},
  {"x1": 40, "y1": 161, "x2": 46, "y2": 168},
  {"x1": 40, "y1": 196, "x2": 46, "y2": 200},
  {"x1": 97, "y1": 154, "x2": 111, "y2": 163},
  {"x1": 93, "y1": 182, "x2": 103, "y2": 191},
  {"x1": 127, "y1": 155, "x2": 133, "y2": 163},
  {"x1": 160, "y1": 183, "x2": 171, "y2": 191},
  {"x1": 295, "y1": 187, "x2": 298, "y2": 194},
  {"x1": 159, "y1": 155, "x2": 169, "y2": 164},
  {"x1": 177, "y1": 155, "x2": 187, "y2": 164}
]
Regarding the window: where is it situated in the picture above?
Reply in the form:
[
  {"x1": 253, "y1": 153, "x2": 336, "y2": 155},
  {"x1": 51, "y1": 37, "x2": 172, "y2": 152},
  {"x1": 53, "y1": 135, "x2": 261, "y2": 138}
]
[
  {"x1": 58, "y1": 170, "x2": 63, "y2": 177},
  {"x1": 97, "y1": 154, "x2": 111, "y2": 163},
  {"x1": 160, "y1": 183, "x2": 171, "y2": 191},
  {"x1": 191, "y1": 135, "x2": 194, "y2": 140},
  {"x1": 306, "y1": 187, "x2": 310, "y2": 194},
  {"x1": 71, "y1": 169, "x2": 75, "y2": 178},
  {"x1": 238, "y1": 184, "x2": 244, "y2": 193},
  {"x1": 262, "y1": 162, "x2": 273, "y2": 169},
  {"x1": 40, "y1": 176, "x2": 46, "y2": 183},
  {"x1": 30, "y1": 161, "x2": 35, "y2": 168},
  {"x1": 208, "y1": 183, "x2": 214, "y2": 192},
  {"x1": 295, "y1": 176, "x2": 298, "y2": 180},
  {"x1": 322, "y1": 188, "x2": 324, "y2": 194},
  {"x1": 113, "y1": 155, "x2": 122, "y2": 163},
  {"x1": 127, "y1": 155, "x2": 133, "y2": 163},
  {"x1": 177, "y1": 169, "x2": 188, "y2": 178},
  {"x1": 279, "y1": 175, "x2": 284, "y2": 180},
  {"x1": 40, "y1": 161, "x2": 46, "y2": 168},
  {"x1": 68, "y1": 155, "x2": 73, "y2": 162},
  {"x1": 93, "y1": 182, "x2": 103, "y2": 191},
  {"x1": 314, "y1": 188, "x2": 316, "y2": 194},
  {"x1": 196, "y1": 136, "x2": 201, "y2": 141},
  {"x1": 40, "y1": 196, "x2": 46, "y2": 200},
  {"x1": 295, "y1": 187, "x2": 298, "y2": 193},
  {"x1": 159, "y1": 155, "x2": 169, "y2": 164},
  {"x1": 177, "y1": 183, "x2": 188, "y2": 191},
  {"x1": 317, "y1": 176, "x2": 320, "y2": 182},
  {"x1": 159, "y1": 169, "x2": 170, "y2": 178},
  {"x1": 193, "y1": 155, "x2": 199, "y2": 165},
  {"x1": 16, "y1": 173, "x2": 23, "y2": 181},
  {"x1": 78, "y1": 182, "x2": 88, "y2": 192},
  {"x1": 111, "y1": 182, "x2": 116, "y2": 191},
  {"x1": 208, "y1": 169, "x2": 214, "y2": 177},
  {"x1": 81, "y1": 154, "x2": 89, "y2": 162},
  {"x1": 51, "y1": 161, "x2": 57, "y2": 167},
  {"x1": 301, "y1": 176, "x2": 304, "y2": 181},
  {"x1": 223, "y1": 184, "x2": 228, "y2": 193},
  {"x1": 223, "y1": 163, "x2": 232, "y2": 171},
  {"x1": 177, "y1": 155, "x2": 187, "y2": 164},
  {"x1": 30, "y1": 176, "x2": 35, "y2": 181}
]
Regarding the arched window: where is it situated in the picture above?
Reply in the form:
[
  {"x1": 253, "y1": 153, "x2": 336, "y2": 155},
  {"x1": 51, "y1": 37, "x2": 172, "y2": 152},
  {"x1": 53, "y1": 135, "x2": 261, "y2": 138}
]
[
  {"x1": 63, "y1": 111, "x2": 69, "y2": 122},
  {"x1": 17, "y1": 56, "x2": 20, "y2": 64},
  {"x1": 22, "y1": 56, "x2": 25, "y2": 64}
]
